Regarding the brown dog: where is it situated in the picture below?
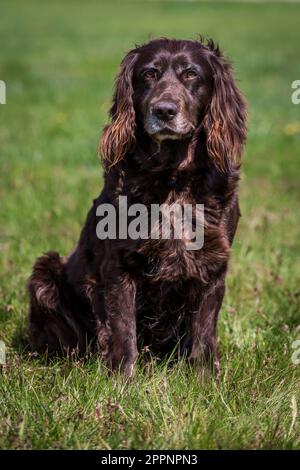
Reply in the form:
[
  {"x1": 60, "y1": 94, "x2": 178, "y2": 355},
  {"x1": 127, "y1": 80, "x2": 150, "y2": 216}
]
[{"x1": 28, "y1": 38, "x2": 247, "y2": 377}]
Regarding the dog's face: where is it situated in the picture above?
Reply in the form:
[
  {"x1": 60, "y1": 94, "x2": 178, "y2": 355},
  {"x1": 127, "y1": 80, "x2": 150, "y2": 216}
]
[
  {"x1": 100, "y1": 39, "x2": 247, "y2": 171},
  {"x1": 133, "y1": 42, "x2": 213, "y2": 142}
]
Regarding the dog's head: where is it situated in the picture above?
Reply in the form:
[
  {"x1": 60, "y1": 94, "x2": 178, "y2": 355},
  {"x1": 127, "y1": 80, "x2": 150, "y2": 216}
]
[{"x1": 100, "y1": 38, "x2": 247, "y2": 171}]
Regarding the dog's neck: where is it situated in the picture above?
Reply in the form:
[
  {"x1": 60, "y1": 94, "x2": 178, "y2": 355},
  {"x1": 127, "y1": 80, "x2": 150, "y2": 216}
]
[{"x1": 134, "y1": 130, "x2": 200, "y2": 175}]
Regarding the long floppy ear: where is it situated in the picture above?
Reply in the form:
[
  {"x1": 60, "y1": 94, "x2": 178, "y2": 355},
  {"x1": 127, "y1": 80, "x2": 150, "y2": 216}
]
[
  {"x1": 203, "y1": 43, "x2": 247, "y2": 171},
  {"x1": 100, "y1": 51, "x2": 137, "y2": 169}
]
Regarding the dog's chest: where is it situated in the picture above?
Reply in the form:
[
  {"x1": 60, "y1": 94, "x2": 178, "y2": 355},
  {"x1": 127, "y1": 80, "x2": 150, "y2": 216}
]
[
  {"x1": 121, "y1": 168, "x2": 232, "y2": 283},
  {"x1": 133, "y1": 189, "x2": 226, "y2": 283}
]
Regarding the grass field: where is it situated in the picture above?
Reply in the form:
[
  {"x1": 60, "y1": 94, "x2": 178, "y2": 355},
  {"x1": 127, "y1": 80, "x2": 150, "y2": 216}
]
[{"x1": 1, "y1": 0, "x2": 300, "y2": 450}]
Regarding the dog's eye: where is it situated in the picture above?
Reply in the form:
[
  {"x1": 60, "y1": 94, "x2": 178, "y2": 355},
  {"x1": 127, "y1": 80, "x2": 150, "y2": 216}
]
[
  {"x1": 182, "y1": 69, "x2": 197, "y2": 80},
  {"x1": 143, "y1": 69, "x2": 158, "y2": 80}
]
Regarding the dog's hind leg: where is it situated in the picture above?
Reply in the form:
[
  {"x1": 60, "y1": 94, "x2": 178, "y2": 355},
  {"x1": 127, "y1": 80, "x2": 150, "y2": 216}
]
[{"x1": 28, "y1": 251, "x2": 87, "y2": 355}]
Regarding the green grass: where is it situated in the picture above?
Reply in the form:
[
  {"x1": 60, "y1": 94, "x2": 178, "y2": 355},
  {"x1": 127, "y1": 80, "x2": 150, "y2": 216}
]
[{"x1": 1, "y1": 0, "x2": 300, "y2": 449}]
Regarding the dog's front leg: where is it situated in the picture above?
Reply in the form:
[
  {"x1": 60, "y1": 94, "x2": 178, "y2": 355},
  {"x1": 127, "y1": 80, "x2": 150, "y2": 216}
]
[
  {"x1": 185, "y1": 279, "x2": 226, "y2": 372},
  {"x1": 99, "y1": 274, "x2": 137, "y2": 377}
]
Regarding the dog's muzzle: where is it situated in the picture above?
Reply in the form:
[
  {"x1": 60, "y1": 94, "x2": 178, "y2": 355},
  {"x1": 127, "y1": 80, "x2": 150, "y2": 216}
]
[{"x1": 144, "y1": 100, "x2": 195, "y2": 142}]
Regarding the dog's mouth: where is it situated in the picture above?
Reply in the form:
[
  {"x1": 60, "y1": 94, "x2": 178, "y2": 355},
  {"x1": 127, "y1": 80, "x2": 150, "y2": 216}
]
[
  {"x1": 153, "y1": 127, "x2": 183, "y2": 142},
  {"x1": 153, "y1": 127, "x2": 195, "y2": 143},
  {"x1": 144, "y1": 116, "x2": 195, "y2": 142}
]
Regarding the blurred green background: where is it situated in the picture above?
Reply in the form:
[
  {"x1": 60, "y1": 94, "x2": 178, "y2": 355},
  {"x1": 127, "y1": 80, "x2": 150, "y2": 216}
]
[{"x1": 0, "y1": 0, "x2": 300, "y2": 450}]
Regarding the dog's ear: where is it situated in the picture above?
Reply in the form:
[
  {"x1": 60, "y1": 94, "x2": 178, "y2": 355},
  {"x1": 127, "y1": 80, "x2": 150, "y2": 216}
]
[
  {"x1": 100, "y1": 51, "x2": 137, "y2": 169},
  {"x1": 203, "y1": 42, "x2": 247, "y2": 171}
]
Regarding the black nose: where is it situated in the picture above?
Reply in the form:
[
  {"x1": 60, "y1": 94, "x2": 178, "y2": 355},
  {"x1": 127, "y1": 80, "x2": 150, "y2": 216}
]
[{"x1": 152, "y1": 101, "x2": 178, "y2": 122}]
